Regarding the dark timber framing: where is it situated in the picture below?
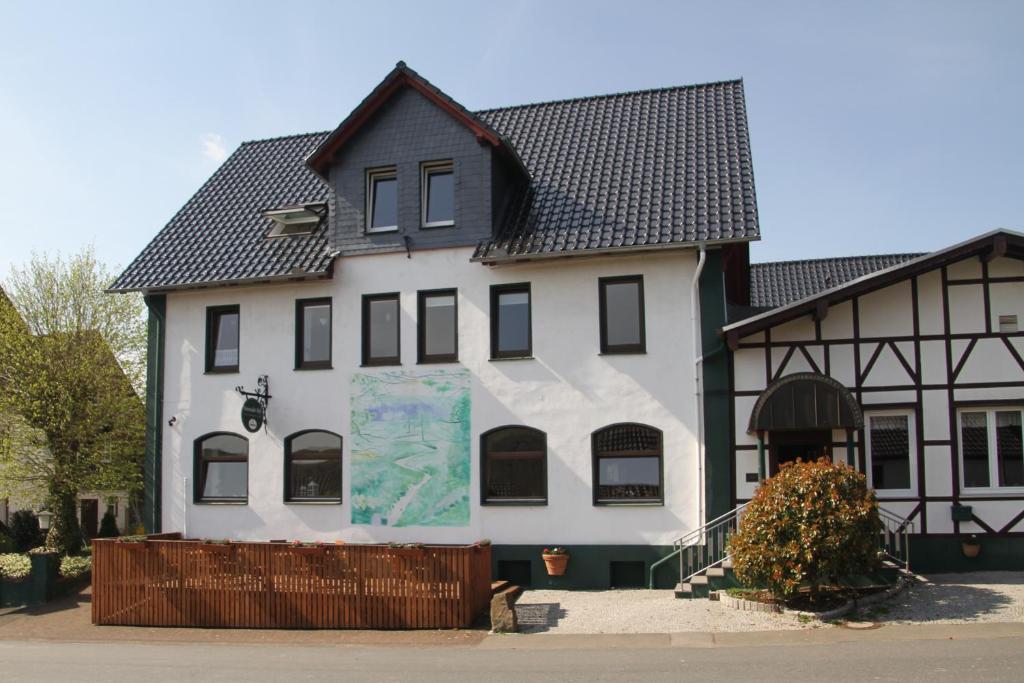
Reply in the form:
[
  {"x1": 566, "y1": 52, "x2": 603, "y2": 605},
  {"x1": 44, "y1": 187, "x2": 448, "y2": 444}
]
[{"x1": 722, "y1": 230, "x2": 1024, "y2": 540}]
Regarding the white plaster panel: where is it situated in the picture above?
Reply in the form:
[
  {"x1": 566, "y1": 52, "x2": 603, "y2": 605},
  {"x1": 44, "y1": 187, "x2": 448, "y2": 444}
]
[
  {"x1": 819, "y1": 300, "x2": 853, "y2": 340},
  {"x1": 827, "y1": 344, "x2": 856, "y2": 387},
  {"x1": 857, "y1": 281, "x2": 914, "y2": 339},
  {"x1": 946, "y1": 257, "x2": 982, "y2": 280},
  {"x1": 734, "y1": 450, "x2": 760, "y2": 501},
  {"x1": 924, "y1": 445, "x2": 953, "y2": 497},
  {"x1": 770, "y1": 316, "x2": 815, "y2": 343},
  {"x1": 161, "y1": 248, "x2": 701, "y2": 545},
  {"x1": 733, "y1": 348, "x2": 767, "y2": 392},
  {"x1": 916, "y1": 270, "x2": 945, "y2": 336},
  {"x1": 775, "y1": 347, "x2": 816, "y2": 377},
  {"x1": 925, "y1": 502, "x2": 954, "y2": 534},
  {"x1": 734, "y1": 395, "x2": 758, "y2": 443},
  {"x1": 920, "y1": 340, "x2": 947, "y2": 385},
  {"x1": 954, "y1": 386, "x2": 1024, "y2": 403},
  {"x1": 861, "y1": 344, "x2": 915, "y2": 387},
  {"x1": 964, "y1": 501, "x2": 1022, "y2": 534},
  {"x1": 988, "y1": 256, "x2": 1024, "y2": 278},
  {"x1": 955, "y1": 337, "x2": 1024, "y2": 385},
  {"x1": 989, "y1": 282, "x2": 1024, "y2": 331},
  {"x1": 877, "y1": 500, "x2": 917, "y2": 521},
  {"x1": 921, "y1": 391, "x2": 951, "y2": 441},
  {"x1": 947, "y1": 283, "x2": 985, "y2": 334},
  {"x1": 861, "y1": 390, "x2": 917, "y2": 406}
]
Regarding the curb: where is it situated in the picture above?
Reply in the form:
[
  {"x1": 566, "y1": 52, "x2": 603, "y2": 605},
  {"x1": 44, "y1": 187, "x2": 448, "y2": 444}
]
[{"x1": 717, "y1": 576, "x2": 912, "y2": 622}]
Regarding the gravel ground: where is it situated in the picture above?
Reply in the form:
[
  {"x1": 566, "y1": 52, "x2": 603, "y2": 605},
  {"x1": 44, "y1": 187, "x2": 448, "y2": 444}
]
[{"x1": 514, "y1": 572, "x2": 1024, "y2": 634}]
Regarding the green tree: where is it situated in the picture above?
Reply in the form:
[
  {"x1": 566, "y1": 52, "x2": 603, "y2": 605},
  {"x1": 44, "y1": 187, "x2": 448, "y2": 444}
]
[
  {"x1": 0, "y1": 249, "x2": 145, "y2": 555},
  {"x1": 729, "y1": 458, "x2": 882, "y2": 602}
]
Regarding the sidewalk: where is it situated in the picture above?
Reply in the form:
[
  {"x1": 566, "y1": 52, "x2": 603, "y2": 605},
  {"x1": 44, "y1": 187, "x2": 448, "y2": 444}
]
[{"x1": 1, "y1": 586, "x2": 1022, "y2": 650}]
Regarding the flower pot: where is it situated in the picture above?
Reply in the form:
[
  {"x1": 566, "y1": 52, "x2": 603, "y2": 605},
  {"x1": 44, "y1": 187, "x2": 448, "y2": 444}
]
[
  {"x1": 542, "y1": 554, "x2": 569, "y2": 576},
  {"x1": 962, "y1": 542, "x2": 981, "y2": 558}
]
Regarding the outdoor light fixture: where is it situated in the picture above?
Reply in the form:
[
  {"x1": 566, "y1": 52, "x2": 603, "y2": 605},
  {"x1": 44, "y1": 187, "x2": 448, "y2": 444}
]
[{"x1": 37, "y1": 509, "x2": 53, "y2": 530}]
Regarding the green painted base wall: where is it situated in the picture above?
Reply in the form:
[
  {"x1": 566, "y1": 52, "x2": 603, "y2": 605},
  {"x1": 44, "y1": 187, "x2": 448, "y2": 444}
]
[
  {"x1": 909, "y1": 536, "x2": 1024, "y2": 573},
  {"x1": 492, "y1": 545, "x2": 679, "y2": 590}
]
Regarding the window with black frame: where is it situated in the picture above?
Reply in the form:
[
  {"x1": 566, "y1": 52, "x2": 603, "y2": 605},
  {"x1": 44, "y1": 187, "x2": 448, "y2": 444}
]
[
  {"x1": 592, "y1": 423, "x2": 663, "y2": 504},
  {"x1": 194, "y1": 433, "x2": 248, "y2": 503},
  {"x1": 490, "y1": 283, "x2": 531, "y2": 358},
  {"x1": 205, "y1": 305, "x2": 240, "y2": 373},
  {"x1": 362, "y1": 293, "x2": 401, "y2": 365},
  {"x1": 285, "y1": 430, "x2": 342, "y2": 502},
  {"x1": 481, "y1": 426, "x2": 547, "y2": 504},
  {"x1": 599, "y1": 275, "x2": 646, "y2": 353},
  {"x1": 418, "y1": 289, "x2": 457, "y2": 363},
  {"x1": 295, "y1": 298, "x2": 332, "y2": 369}
]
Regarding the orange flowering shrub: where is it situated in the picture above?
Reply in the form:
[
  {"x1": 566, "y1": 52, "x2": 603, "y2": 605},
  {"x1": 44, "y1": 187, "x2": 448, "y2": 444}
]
[{"x1": 729, "y1": 458, "x2": 882, "y2": 599}]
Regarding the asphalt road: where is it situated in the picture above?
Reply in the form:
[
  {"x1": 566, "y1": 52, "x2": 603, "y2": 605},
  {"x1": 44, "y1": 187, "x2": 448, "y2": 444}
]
[{"x1": 2, "y1": 634, "x2": 1023, "y2": 683}]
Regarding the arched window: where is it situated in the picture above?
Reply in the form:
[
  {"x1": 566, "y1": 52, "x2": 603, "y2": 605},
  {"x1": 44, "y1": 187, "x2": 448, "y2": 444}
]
[
  {"x1": 481, "y1": 426, "x2": 547, "y2": 504},
  {"x1": 591, "y1": 423, "x2": 663, "y2": 505},
  {"x1": 285, "y1": 430, "x2": 342, "y2": 502},
  {"x1": 194, "y1": 433, "x2": 248, "y2": 503}
]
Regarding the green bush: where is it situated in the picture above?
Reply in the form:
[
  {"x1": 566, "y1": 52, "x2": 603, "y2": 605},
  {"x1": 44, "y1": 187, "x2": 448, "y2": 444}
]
[
  {"x1": 59, "y1": 555, "x2": 92, "y2": 579},
  {"x1": 0, "y1": 532, "x2": 14, "y2": 553},
  {"x1": 729, "y1": 458, "x2": 882, "y2": 600},
  {"x1": 0, "y1": 553, "x2": 31, "y2": 580},
  {"x1": 9, "y1": 510, "x2": 41, "y2": 552},
  {"x1": 97, "y1": 511, "x2": 120, "y2": 538},
  {"x1": 45, "y1": 503, "x2": 83, "y2": 556}
]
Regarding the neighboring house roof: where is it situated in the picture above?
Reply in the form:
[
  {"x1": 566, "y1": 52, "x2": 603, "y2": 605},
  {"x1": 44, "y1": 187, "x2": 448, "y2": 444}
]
[
  {"x1": 473, "y1": 79, "x2": 757, "y2": 261},
  {"x1": 750, "y1": 253, "x2": 922, "y2": 309},
  {"x1": 722, "y1": 229, "x2": 1023, "y2": 345},
  {"x1": 110, "y1": 65, "x2": 759, "y2": 292}
]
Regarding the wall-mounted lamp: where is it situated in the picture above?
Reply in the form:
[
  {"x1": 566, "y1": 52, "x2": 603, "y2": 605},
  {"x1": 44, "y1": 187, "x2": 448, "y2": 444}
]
[{"x1": 168, "y1": 416, "x2": 177, "y2": 427}]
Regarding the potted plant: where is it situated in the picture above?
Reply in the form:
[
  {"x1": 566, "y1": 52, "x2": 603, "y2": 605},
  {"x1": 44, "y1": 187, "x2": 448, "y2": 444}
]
[
  {"x1": 291, "y1": 540, "x2": 327, "y2": 556},
  {"x1": 962, "y1": 534, "x2": 981, "y2": 558},
  {"x1": 541, "y1": 547, "x2": 570, "y2": 576},
  {"x1": 115, "y1": 534, "x2": 148, "y2": 550},
  {"x1": 0, "y1": 553, "x2": 33, "y2": 608},
  {"x1": 200, "y1": 539, "x2": 234, "y2": 556}
]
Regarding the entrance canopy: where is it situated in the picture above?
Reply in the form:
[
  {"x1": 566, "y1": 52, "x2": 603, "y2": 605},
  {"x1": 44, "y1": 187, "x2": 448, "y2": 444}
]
[{"x1": 748, "y1": 372, "x2": 862, "y2": 433}]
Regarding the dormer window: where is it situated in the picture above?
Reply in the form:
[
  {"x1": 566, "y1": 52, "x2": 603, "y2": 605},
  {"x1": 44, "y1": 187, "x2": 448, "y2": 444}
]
[
  {"x1": 366, "y1": 167, "x2": 398, "y2": 233},
  {"x1": 421, "y1": 161, "x2": 454, "y2": 228},
  {"x1": 263, "y1": 203, "x2": 325, "y2": 238}
]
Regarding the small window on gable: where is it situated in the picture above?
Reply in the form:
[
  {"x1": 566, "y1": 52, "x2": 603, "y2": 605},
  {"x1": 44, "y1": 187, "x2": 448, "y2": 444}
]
[
  {"x1": 999, "y1": 315, "x2": 1019, "y2": 333},
  {"x1": 206, "y1": 305, "x2": 240, "y2": 373},
  {"x1": 366, "y1": 167, "x2": 398, "y2": 233},
  {"x1": 421, "y1": 161, "x2": 454, "y2": 228}
]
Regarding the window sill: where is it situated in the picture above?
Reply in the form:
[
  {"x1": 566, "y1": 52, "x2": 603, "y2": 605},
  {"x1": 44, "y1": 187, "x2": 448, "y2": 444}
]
[
  {"x1": 959, "y1": 488, "x2": 1024, "y2": 497},
  {"x1": 192, "y1": 500, "x2": 248, "y2": 506},
  {"x1": 418, "y1": 358, "x2": 460, "y2": 365},
  {"x1": 873, "y1": 489, "x2": 918, "y2": 498},
  {"x1": 294, "y1": 365, "x2": 333, "y2": 371},
  {"x1": 599, "y1": 350, "x2": 647, "y2": 356},
  {"x1": 204, "y1": 368, "x2": 240, "y2": 375},
  {"x1": 365, "y1": 227, "x2": 398, "y2": 234},
  {"x1": 421, "y1": 221, "x2": 455, "y2": 229},
  {"x1": 284, "y1": 500, "x2": 343, "y2": 506},
  {"x1": 593, "y1": 501, "x2": 664, "y2": 508},
  {"x1": 360, "y1": 361, "x2": 402, "y2": 367},
  {"x1": 490, "y1": 355, "x2": 534, "y2": 362},
  {"x1": 481, "y1": 500, "x2": 548, "y2": 507}
]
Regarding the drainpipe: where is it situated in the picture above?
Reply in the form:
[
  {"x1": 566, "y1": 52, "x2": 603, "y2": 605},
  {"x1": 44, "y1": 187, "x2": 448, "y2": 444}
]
[{"x1": 691, "y1": 245, "x2": 707, "y2": 525}]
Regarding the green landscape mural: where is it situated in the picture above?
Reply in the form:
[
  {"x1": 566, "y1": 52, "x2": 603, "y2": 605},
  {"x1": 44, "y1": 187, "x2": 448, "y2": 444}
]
[{"x1": 350, "y1": 369, "x2": 471, "y2": 527}]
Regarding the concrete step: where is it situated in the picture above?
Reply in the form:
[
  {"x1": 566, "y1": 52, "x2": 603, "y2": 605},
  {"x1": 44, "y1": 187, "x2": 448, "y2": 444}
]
[
  {"x1": 674, "y1": 582, "x2": 693, "y2": 599},
  {"x1": 491, "y1": 580, "x2": 513, "y2": 595},
  {"x1": 706, "y1": 567, "x2": 741, "y2": 592},
  {"x1": 689, "y1": 575, "x2": 711, "y2": 599}
]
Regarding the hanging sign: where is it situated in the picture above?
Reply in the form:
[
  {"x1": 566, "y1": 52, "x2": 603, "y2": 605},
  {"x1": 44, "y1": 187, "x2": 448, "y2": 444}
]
[{"x1": 241, "y1": 398, "x2": 264, "y2": 433}]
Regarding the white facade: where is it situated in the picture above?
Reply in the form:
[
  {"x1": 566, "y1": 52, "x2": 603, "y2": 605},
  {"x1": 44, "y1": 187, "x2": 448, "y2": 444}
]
[
  {"x1": 730, "y1": 253, "x2": 1024, "y2": 536},
  {"x1": 161, "y1": 247, "x2": 703, "y2": 545}
]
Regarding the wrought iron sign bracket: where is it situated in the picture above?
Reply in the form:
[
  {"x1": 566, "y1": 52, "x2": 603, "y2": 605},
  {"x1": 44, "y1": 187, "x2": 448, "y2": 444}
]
[{"x1": 236, "y1": 375, "x2": 272, "y2": 432}]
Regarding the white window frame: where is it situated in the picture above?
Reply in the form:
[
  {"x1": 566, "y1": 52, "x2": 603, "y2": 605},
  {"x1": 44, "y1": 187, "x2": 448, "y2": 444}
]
[
  {"x1": 957, "y1": 406, "x2": 1024, "y2": 495},
  {"x1": 865, "y1": 409, "x2": 917, "y2": 497},
  {"x1": 365, "y1": 167, "x2": 398, "y2": 233},
  {"x1": 420, "y1": 160, "x2": 455, "y2": 228}
]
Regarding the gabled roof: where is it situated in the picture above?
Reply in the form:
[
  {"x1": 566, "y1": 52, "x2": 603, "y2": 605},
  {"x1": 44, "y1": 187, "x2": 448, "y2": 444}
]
[
  {"x1": 109, "y1": 132, "x2": 335, "y2": 293},
  {"x1": 473, "y1": 79, "x2": 758, "y2": 261},
  {"x1": 722, "y1": 229, "x2": 1024, "y2": 345},
  {"x1": 750, "y1": 253, "x2": 922, "y2": 309},
  {"x1": 307, "y1": 62, "x2": 527, "y2": 179},
  {"x1": 111, "y1": 66, "x2": 759, "y2": 292}
]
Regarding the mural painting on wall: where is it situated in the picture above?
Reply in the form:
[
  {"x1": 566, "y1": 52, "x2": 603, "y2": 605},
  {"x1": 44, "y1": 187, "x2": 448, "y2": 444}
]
[{"x1": 350, "y1": 369, "x2": 471, "y2": 527}]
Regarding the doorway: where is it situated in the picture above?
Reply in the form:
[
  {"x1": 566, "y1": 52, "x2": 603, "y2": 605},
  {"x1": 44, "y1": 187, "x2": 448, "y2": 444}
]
[
  {"x1": 769, "y1": 430, "x2": 832, "y2": 475},
  {"x1": 80, "y1": 499, "x2": 99, "y2": 538}
]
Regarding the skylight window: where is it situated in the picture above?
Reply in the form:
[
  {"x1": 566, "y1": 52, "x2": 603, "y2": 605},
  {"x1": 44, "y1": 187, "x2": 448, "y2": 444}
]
[{"x1": 263, "y1": 203, "x2": 326, "y2": 238}]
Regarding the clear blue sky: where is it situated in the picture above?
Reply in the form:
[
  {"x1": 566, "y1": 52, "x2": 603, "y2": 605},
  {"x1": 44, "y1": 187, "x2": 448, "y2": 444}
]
[{"x1": 1, "y1": 1, "x2": 1021, "y2": 279}]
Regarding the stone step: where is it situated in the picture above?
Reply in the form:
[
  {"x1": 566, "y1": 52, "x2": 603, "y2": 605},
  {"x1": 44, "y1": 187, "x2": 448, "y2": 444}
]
[
  {"x1": 674, "y1": 582, "x2": 693, "y2": 599},
  {"x1": 689, "y1": 575, "x2": 711, "y2": 599},
  {"x1": 491, "y1": 580, "x2": 513, "y2": 595}
]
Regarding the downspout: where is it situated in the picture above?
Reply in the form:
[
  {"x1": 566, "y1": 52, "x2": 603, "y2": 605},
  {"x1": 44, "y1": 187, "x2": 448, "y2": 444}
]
[{"x1": 691, "y1": 245, "x2": 707, "y2": 526}]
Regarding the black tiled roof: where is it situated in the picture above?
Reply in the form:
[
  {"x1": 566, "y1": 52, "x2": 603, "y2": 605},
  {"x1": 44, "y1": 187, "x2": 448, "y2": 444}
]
[
  {"x1": 749, "y1": 254, "x2": 923, "y2": 309},
  {"x1": 110, "y1": 132, "x2": 333, "y2": 292},
  {"x1": 112, "y1": 78, "x2": 759, "y2": 291},
  {"x1": 474, "y1": 80, "x2": 758, "y2": 260}
]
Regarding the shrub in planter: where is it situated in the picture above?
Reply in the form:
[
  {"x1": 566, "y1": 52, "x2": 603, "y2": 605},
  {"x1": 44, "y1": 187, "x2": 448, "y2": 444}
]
[
  {"x1": 97, "y1": 511, "x2": 120, "y2": 539},
  {"x1": 59, "y1": 555, "x2": 92, "y2": 579},
  {"x1": 0, "y1": 553, "x2": 32, "y2": 581},
  {"x1": 9, "y1": 510, "x2": 41, "y2": 552},
  {"x1": 729, "y1": 458, "x2": 882, "y2": 602}
]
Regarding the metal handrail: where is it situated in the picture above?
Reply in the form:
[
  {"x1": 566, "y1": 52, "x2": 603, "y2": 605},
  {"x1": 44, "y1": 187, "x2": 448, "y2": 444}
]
[
  {"x1": 648, "y1": 503, "x2": 748, "y2": 589},
  {"x1": 877, "y1": 506, "x2": 914, "y2": 573}
]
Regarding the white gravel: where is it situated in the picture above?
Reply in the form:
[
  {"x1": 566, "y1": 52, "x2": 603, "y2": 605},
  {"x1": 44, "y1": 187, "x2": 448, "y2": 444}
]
[{"x1": 513, "y1": 571, "x2": 1024, "y2": 634}]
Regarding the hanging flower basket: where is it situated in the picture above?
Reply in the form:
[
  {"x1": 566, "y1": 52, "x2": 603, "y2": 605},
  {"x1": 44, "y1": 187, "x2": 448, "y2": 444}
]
[{"x1": 542, "y1": 547, "x2": 570, "y2": 576}]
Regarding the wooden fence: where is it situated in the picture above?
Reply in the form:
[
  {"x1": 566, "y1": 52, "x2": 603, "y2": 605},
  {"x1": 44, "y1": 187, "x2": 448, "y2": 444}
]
[{"x1": 91, "y1": 536, "x2": 492, "y2": 629}]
